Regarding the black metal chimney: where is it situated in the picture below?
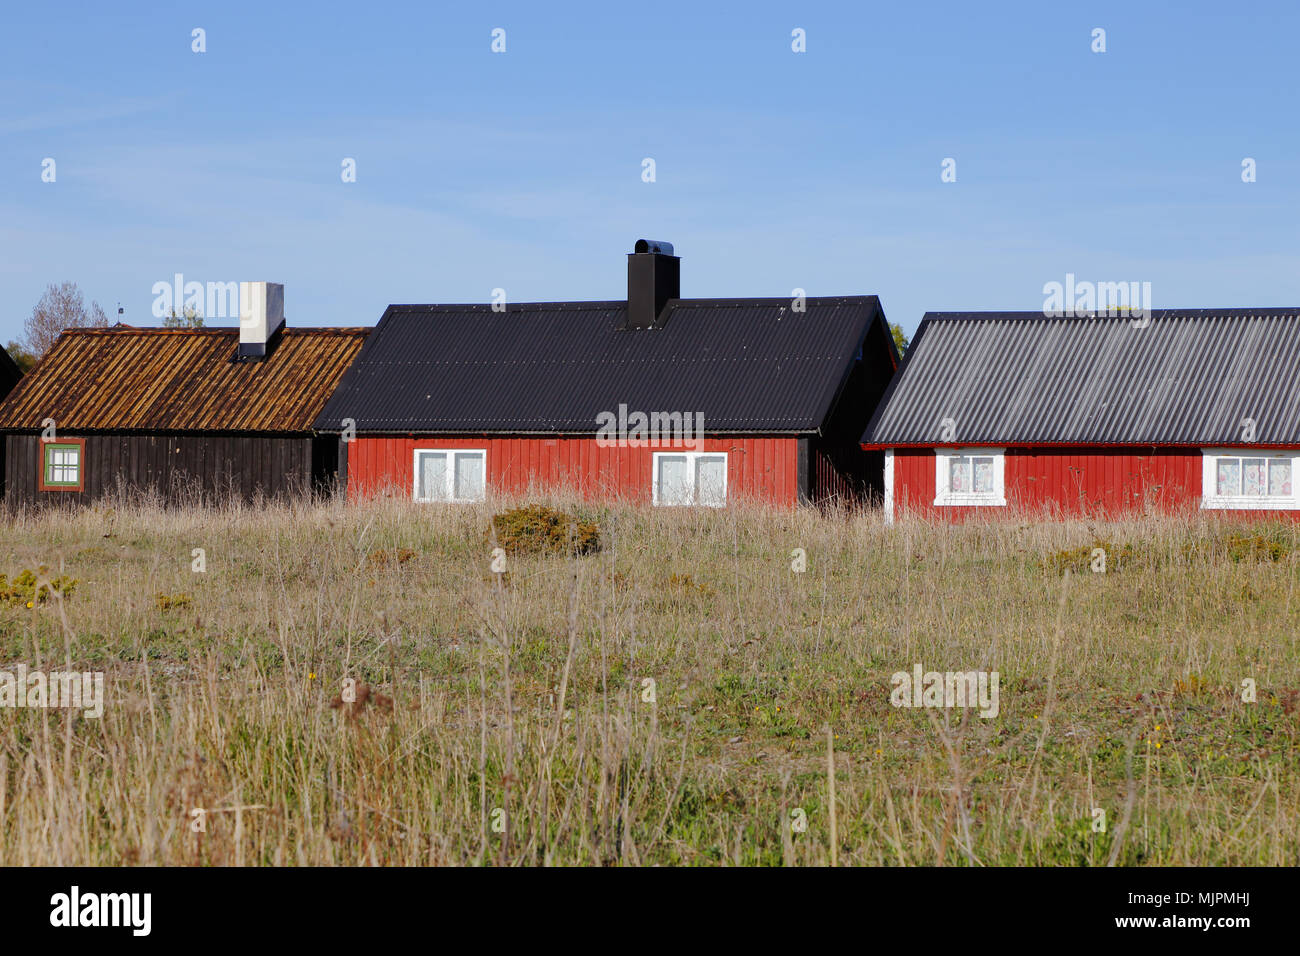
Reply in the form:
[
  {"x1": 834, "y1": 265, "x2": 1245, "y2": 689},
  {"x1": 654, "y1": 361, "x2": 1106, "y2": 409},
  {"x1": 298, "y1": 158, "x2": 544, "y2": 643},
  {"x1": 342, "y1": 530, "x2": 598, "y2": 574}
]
[{"x1": 624, "y1": 239, "x2": 679, "y2": 330}]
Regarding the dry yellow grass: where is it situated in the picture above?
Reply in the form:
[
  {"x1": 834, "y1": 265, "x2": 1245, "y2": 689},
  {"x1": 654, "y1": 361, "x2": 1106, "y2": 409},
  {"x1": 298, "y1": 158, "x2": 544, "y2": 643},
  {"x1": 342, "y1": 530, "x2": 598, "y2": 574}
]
[{"x1": 0, "y1": 489, "x2": 1297, "y2": 865}]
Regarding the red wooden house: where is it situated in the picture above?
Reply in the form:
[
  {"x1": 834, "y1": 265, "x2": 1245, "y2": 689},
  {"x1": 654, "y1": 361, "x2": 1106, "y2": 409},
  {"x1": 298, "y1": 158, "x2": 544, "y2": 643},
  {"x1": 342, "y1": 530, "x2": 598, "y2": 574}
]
[
  {"x1": 316, "y1": 240, "x2": 899, "y2": 507},
  {"x1": 861, "y1": 309, "x2": 1300, "y2": 520}
]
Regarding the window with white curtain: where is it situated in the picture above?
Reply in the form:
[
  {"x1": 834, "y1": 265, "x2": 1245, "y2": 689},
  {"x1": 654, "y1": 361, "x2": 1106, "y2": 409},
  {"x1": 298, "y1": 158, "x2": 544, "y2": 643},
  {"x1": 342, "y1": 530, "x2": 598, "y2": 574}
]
[
  {"x1": 933, "y1": 449, "x2": 1006, "y2": 506},
  {"x1": 652, "y1": 452, "x2": 727, "y2": 507},
  {"x1": 1201, "y1": 449, "x2": 1300, "y2": 509},
  {"x1": 413, "y1": 449, "x2": 486, "y2": 502}
]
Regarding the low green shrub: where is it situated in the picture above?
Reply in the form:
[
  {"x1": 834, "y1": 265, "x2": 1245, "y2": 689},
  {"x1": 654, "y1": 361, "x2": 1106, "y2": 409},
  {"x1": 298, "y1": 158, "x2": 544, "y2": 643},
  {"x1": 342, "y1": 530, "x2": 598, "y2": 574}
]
[
  {"x1": 0, "y1": 567, "x2": 79, "y2": 607},
  {"x1": 489, "y1": 504, "x2": 600, "y2": 556}
]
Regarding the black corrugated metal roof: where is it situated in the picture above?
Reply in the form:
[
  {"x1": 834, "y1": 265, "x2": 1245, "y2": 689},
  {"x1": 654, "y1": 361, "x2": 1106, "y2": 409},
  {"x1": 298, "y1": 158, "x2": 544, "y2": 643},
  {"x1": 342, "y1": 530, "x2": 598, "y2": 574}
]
[
  {"x1": 316, "y1": 296, "x2": 890, "y2": 433},
  {"x1": 861, "y1": 309, "x2": 1300, "y2": 447}
]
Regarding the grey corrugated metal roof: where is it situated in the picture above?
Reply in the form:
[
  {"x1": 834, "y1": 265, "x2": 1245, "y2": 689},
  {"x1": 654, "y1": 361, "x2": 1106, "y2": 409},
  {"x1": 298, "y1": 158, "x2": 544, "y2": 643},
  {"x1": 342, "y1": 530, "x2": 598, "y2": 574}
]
[
  {"x1": 317, "y1": 297, "x2": 891, "y2": 433},
  {"x1": 861, "y1": 309, "x2": 1300, "y2": 446}
]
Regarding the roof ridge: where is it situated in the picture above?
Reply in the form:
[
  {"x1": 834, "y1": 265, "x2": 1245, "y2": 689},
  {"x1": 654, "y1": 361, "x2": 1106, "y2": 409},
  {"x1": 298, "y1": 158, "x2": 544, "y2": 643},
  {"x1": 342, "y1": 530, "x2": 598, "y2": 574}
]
[
  {"x1": 923, "y1": 308, "x2": 1300, "y2": 320},
  {"x1": 386, "y1": 295, "x2": 878, "y2": 313},
  {"x1": 63, "y1": 326, "x2": 369, "y2": 335}
]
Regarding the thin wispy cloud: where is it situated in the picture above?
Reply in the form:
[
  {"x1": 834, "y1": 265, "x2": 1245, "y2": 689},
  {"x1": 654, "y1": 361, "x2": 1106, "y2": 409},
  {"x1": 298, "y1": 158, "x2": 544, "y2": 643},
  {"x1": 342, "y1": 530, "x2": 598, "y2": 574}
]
[
  {"x1": 1, "y1": 2, "x2": 1297, "y2": 344},
  {"x1": 0, "y1": 94, "x2": 180, "y2": 135}
]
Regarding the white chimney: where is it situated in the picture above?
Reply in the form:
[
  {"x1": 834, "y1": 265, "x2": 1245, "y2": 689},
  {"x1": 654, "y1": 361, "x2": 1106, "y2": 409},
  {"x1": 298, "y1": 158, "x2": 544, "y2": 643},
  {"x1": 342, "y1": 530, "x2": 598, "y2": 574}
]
[{"x1": 238, "y1": 281, "x2": 285, "y2": 359}]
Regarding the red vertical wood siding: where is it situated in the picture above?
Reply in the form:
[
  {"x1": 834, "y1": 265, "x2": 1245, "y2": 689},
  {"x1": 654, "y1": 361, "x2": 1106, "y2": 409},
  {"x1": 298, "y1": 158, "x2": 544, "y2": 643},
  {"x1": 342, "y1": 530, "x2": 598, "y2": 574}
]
[
  {"x1": 347, "y1": 435, "x2": 800, "y2": 506},
  {"x1": 892, "y1": 447, "x2": 1218, "y2": 520}
]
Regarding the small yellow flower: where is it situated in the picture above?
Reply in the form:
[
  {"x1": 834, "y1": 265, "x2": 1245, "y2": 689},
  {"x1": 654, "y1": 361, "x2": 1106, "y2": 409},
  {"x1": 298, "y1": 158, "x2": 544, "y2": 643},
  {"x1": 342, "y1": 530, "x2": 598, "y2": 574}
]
[
  {"x1": 309, "y1": 672, "x2": 316, "y2": 680},
  {"x1": 875, "y1": 748, "x2": 882, "y2": 755},
  {"x1": 25, "y1": 601, "x2": 33, "y2": 609},
  {"x1": 1155, "y1": 724, "x2": 1161, "y2": 731}
]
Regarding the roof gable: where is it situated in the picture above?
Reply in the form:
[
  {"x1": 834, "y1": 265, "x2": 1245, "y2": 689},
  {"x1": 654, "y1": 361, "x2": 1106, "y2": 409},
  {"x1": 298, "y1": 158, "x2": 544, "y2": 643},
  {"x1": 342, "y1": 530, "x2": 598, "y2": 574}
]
[
  {"x1": 0, "y1": 344, "x2": 20, "y2": 402},
  {"x1": 0, "y1": 327, "x2": 367, "y2": 433},
  {"x1": 317, "y1": 296, "x2": 889, "y2": 433},
  {"x1": 862, "y1": 309, "x2": 1300, "y2": 447}
]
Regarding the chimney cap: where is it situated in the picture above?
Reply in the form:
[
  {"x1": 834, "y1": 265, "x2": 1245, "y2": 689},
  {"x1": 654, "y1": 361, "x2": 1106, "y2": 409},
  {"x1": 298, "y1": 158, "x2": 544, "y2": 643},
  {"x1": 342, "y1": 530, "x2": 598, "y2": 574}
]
[{"x1": 633, "y1": 239, "x2": 674, "y2": 256}]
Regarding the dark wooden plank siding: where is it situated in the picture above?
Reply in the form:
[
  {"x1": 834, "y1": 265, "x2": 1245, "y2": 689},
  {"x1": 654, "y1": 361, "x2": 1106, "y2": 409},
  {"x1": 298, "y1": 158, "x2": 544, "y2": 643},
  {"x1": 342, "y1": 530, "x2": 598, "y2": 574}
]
[
  {"x1": 806, "y1": 317, "x2": 897, "y2": 505},
  {"x1": 2, "y1": 433, "x2": 314, "y2": 508}
]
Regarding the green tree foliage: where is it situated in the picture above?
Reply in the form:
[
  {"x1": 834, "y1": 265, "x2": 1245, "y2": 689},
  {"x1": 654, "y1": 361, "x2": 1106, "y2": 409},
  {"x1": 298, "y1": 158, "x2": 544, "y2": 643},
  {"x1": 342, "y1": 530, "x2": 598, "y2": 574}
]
[
  {"x1": 890, "y1": 322, "x2": 909, "y2": 357},
  {"x1": 4, "y1": 340, "x2": 38, "y2": 373},
  {"x1": 163, "y1": 306, "x2": 205, "y2": 328}
]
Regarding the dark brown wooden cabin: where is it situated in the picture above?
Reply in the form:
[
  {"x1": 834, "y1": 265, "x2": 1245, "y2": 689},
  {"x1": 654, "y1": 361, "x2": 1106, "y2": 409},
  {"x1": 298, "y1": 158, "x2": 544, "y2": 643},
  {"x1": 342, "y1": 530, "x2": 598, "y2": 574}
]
[{"x1": 0, "y1": 326, "x2": 365, "y2": 507}]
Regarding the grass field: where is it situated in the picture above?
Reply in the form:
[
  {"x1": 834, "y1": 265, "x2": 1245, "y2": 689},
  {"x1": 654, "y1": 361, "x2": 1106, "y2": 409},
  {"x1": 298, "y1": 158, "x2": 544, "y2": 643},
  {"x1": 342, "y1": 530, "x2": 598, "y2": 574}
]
[{"x1": 1, "y1": 493, "x2": 1297, "y2": 866}]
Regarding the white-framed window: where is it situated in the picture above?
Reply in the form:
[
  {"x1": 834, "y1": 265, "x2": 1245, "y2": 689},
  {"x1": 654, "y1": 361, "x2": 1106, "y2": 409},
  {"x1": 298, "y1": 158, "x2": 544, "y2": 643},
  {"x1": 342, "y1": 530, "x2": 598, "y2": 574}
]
[
  {"x1": 1201, "y1": 449, "x2": 1300, "y2": 509},
  {"x1": 413, "y1": 448, "x2": 486, "y2": 503},
  {"x1": 45, "y1": 445, "x2": 81, "y2": 485},
  {"x1": 652, "y1": 451, "x2": 727, "y2": 507},
  {"x1": 934, "y1": 448, "x2": 1006, "y2": 507}
]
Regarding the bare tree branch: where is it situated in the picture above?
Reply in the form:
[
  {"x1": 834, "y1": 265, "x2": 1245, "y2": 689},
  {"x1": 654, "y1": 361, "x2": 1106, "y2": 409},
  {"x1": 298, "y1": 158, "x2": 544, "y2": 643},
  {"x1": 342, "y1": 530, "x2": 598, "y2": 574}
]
[{"x1": 23, "y1": 281, "x2": 110, "y2": 356}]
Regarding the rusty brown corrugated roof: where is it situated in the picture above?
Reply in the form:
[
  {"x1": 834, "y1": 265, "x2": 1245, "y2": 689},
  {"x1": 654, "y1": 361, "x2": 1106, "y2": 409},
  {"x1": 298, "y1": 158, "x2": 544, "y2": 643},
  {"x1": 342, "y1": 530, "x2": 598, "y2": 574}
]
[{"x1": 0, "y1": 327, "x2": 367, "y2": 433}]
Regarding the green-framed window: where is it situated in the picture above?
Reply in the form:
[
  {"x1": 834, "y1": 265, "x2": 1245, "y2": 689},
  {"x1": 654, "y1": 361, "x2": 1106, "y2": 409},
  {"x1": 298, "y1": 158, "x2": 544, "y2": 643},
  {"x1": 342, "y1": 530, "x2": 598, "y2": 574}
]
[{"x1": 40, "y1": 439, "x2": 84, "y2": 491}]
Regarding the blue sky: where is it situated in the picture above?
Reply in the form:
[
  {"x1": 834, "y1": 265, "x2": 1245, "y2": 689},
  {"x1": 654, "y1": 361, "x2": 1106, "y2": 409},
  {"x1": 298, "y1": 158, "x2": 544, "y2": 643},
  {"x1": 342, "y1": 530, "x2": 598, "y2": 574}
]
[{"x1": 2, "y1": 0, "x2": 1297, "y2": 346}]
